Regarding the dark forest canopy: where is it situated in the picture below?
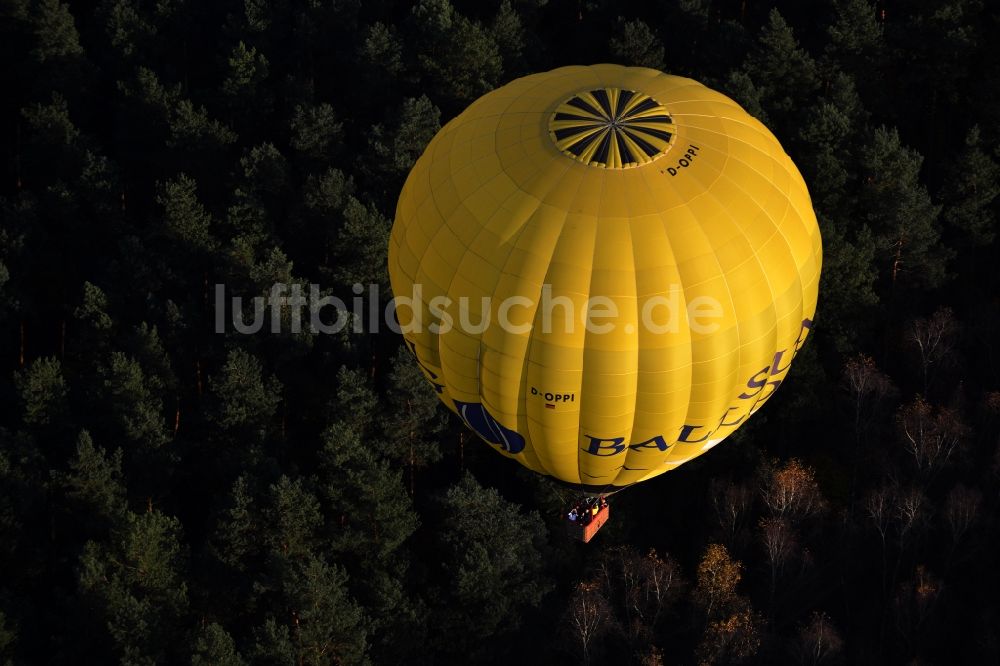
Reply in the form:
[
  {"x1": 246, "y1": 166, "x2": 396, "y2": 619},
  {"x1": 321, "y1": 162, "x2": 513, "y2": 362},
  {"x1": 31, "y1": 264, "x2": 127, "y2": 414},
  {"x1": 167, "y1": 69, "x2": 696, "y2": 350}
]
[{"x1": 1, "y1": 0, "x2": 999, "y2": 664}]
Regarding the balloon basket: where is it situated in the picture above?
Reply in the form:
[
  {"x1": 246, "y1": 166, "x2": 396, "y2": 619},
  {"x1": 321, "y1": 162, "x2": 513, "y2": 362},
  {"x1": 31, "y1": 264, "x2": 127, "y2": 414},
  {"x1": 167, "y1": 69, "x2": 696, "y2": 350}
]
[{"x1": 566, "y1": 505, "x2": 610, "y2": 543}]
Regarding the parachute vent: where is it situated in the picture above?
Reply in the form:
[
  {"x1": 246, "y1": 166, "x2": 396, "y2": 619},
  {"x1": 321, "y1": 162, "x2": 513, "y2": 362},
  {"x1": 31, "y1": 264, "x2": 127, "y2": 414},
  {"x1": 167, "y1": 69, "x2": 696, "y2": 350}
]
[{"x1": 549, "y1": 88, "x2": 675, "y2": 168}]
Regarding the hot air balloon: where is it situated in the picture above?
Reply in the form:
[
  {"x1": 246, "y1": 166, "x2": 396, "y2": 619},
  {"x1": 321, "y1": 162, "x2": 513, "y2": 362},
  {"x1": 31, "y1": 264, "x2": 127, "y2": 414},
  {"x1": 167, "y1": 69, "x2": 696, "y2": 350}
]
[{"x1": 388, "y1": 65, "x2": 821, "y2": 533}]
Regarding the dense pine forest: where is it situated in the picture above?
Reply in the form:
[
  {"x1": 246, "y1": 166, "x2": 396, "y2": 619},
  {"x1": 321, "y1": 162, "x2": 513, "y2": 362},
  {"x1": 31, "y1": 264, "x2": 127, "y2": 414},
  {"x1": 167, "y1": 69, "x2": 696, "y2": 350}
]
[{"x1": 1, "y1": 0, "x2": 999, "y2": 663}]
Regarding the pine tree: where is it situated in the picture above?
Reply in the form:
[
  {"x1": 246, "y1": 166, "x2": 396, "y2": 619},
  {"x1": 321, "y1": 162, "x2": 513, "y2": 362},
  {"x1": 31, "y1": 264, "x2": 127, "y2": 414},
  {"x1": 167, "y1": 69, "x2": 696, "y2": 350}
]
[
  {"x1": 206, "y1": 349, "x2": 282, "y2": 440},
  {"x1": 796, "y1": 70, "x2": 867, "y2": 214},
  {"x1": 0, "y1": 259, "x2": 12, "y2": 327},
  {"x1": 0, "y1": 611, "x2": 15, "y2": 665},
  {"x1": 19, "y1": 93, "x2": 84, "y2": 185},
  {"x1": 77, "y1": 150, "x2": 122, "y2": 218},
  {"x1": 211, "y1": 475, "x2": 258, "y2": 572},
  {"x1": 430, "y1": 473, "x2": 551, "y2": 657},
  {"x1": 283, "y1": 556, "x2": 369, "y2": 665},
  {"x1": 73, "y1": 281, "x2": 114, "y2": 358},
  {"x1": 719, "y1": 71, "x2": 768, "y2": 123},
  {"x1": 58, "y1": 429, "x2": 127, "y2": 524},
  {"x1": 940, "y1": 126, "x2": 1000, "y2": 247},
  {"x1": 492, "y1": 1, "x2": 526, "y2": 74},
  {"x1": 205, "y1": 475, "x2": 264, "y2": 622},
  {"x1": 319, "y1": 424, "x2": 418, "y2": 562},
  {"x1": 826, "y1": 0, "x2": 883, "y2": 74},
  {"x1": 328, "y1": 365, "x2": 378, "y2": 434},
  {"x1": 29, "y1": 0, "x2": 84, "y2": 63},
  {"x1": 191, "y1": 623, "x2": 245, "y2": 666},
  {"x1": 119, "y1": 68, "x2": 236, "y2": 151},
  {"x1": 222, "y1": 41, "x2": 272, "y2": 131},
  {"x1": 240, "y1": 143, "x2": 290, "y2": 199},
  {"x1": 303, "y1": 168, "x2": 354, "y2": 226},
  {"x1": 859, "y1": 126, "x2": 948, "y2": 291},
  {"x1": 99, "y1": 0, "x2": 156, "y2": 59},
  {"x1": 156, "y1": 173, "x2": 217, "y2": 256},
  {"x1": 14, "y1": 356, "x2": 68, "y2": 429},
  {"x1": 370, "y1": 95, "x2": 441, "y2": 179},
  {"x1": 124, "y1": 323, "x2": 178, "y2": 402},
  {"x1": 319, "y1": 369, "x2": 424, "y2": 659},
  {"x1": 359, "y1": 22, "x2": 405, "y2": 79},
  {"x1": 409, "y1": 1, "x2": 501, "y2": 105},
  {"x1": 410, "y1": 0, "x2": 453, "y2": 41},
  {"x1": 742, "y1": 9, "x2": 819, "y2": 135},
  {"x1": 429, "y1": 15, "x2": 502, "y2": 103},
  {"x1": 376, "y1": 346, "x2": 446, "y2": 492},
  {"x1": 248, "y1": 619, "x2": 296, "y2": 665},
  {"x1": 169, "y1": 98, "x2": 239, "y2": 149},
  {"x1": 222, "y1": 41, "x2": 269, "y2": 99},
  {"x1": 102, "y1": 352, "x2": 169, "y2": 449},
  {"x1": 263, "y1": 475, "x2": 323, "y2": 561},
  {"x1": 290, "y1": 104, "x2": 343, "y2": 161},
  {"x1": 0, "y1": 427, "x2": 48, "y2": 574},
  {"x1": 20, "y1": 92, "x2": 79, "y2": 148},
  {"x1": 78, "y1": 510, "x2": 190, "y2": 664},
  {"x1": 329, "y1": 197, "x2": 392, "y2": 288},
  {"x1": 609, "y1": 18, "x2": 665, "y2": 71}
]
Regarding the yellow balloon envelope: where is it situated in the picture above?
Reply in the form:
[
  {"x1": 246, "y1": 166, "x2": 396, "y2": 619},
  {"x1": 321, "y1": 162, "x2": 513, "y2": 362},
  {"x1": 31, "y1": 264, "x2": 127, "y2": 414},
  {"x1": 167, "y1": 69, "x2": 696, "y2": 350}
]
[{"x1": 389, "y1": 65, "x2": 821, "y2": 491}]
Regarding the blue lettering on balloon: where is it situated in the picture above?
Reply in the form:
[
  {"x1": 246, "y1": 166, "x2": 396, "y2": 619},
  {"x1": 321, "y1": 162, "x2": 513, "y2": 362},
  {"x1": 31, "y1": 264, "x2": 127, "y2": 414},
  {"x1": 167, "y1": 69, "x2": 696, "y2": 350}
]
[
  {"x1": 717, "y1": 406, "x2": 746, "y2": 428},
  {"x1": 794, "y1": 318, "x2": 813, "y2": 353},
  {"x1": 453, "y1": 401, "x2": 525, "y2": 454},
  {"x1": 678, "y1": 424, "x2": 714, "y2": 443},
  {"x1": 628, "y1": 434, "x2": 672, "y2": 452},
  {"x1": 738, "y1": 367, "x2": 770, "y2": 399},
  {"x1": 565, "y1": 317, "x2": 816, "y2": 459},
  {"x1": 749, "y1": 379, "x2": 781, "y2": 412},
  {"x1": 770, "y1": 349, "x2": 793, "y2": 375},
  {"x1": 584, "y1": 435, "x2": 627, "y2": 456}
]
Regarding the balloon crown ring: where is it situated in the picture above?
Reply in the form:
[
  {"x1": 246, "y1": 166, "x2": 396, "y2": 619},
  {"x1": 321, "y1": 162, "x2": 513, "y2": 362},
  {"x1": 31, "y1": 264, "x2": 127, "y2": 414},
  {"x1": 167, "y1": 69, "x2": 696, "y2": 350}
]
[{"x1": 549, "y1": 88, "x2": 676, "y2": 169}]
